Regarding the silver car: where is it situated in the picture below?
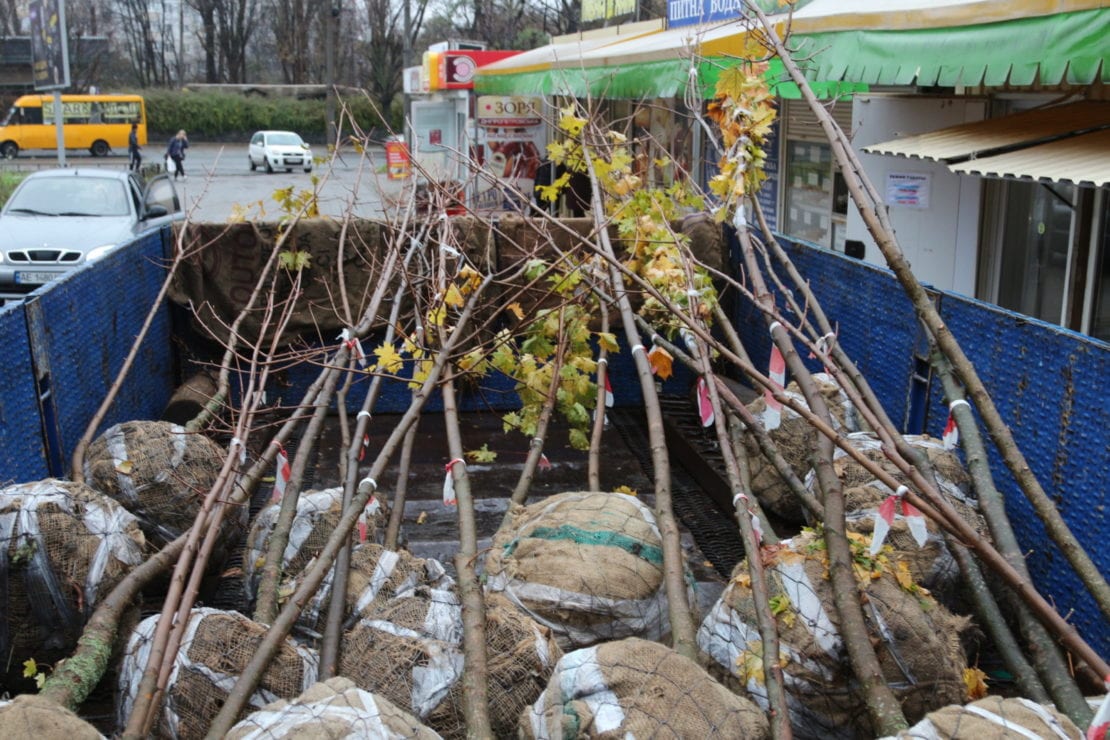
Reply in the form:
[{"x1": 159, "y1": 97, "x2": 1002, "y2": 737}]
[
  {"x1": 248, "y1": 130, "x2": 313, "y2": 173},
  {"x1": 0, "y1": 168, "x2": 183, "y2": 303}
]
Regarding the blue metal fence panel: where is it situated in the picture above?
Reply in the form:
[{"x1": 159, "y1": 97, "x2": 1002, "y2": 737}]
[
  {"x1": 940, "y1": 294, "x2": 1110, "y2": 653},
  {"x1": 27, "y1": 229, "x2": 177, "y2": 476},
  {"x1": 0, "y1": 301, "x2": 49, "y2": 482}
]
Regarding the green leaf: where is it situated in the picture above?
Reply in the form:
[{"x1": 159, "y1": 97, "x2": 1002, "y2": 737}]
[
  {"x1": 596, "y1": 332, "x2": 620, "y2": 353},
  {"x1": 278, "y1": 250, "x2": 312, "y2": 271},
  {"x1": 466, "y1": 443, "x2": 498, "y2": 463},
  {"x1": 22, "y1": 658, "x2": 38, "y2": 679}
]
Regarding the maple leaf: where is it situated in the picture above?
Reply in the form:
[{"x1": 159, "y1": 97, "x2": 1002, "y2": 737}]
[
  {"x1": 506, "y1": 302, "x2": 525, "y2": 321},
  {"x1": 596, "y1": 331, "x2": 619, "y2": 353},
  {"x1": 465, "y1": 444, "x2": 497, "y2": 463},
  {"x1": 647, "y1": 345, "x2": 673, "y2": 379},
  {"x1": 613, "y1": 485, "x2": 638, "y2": 496},
  {"x1": 963, "y1": 666, "x2": 989, "y2": 700},
  {"x1": 372, "y1": 343, "x2": 403, "y2": 374},
  {"x1": 278, "y1": 250, "x2": 312, "y2": 271},
  {"x1": 736, "y1": 641, "x2": 766, "y2": 686},
  {"x1": 444, "y1": 283, "x2": 465, "y2": 308}
]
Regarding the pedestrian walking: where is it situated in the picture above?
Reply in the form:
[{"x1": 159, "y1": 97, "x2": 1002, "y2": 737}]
[
  {"x1": 128, "y1": 122, "x2": 142, "y2": 172},
  {"x1": 166, "y1": 129, "x2": 189, "y2": 181}
]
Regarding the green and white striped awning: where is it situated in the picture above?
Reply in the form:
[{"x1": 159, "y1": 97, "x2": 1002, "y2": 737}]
[{"x1": 475, "y1": 0, "x2": 1108, "y2": 99}]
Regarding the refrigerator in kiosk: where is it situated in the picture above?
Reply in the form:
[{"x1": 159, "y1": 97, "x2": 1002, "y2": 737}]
[{"x1": 404, "y1": 46, "x2": 544, "y2": 213}]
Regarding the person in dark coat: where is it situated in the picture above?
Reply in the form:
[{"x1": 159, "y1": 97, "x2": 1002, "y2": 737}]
[
  {"x1": 128, "y1": 123, "x2": 142, "y2": 172},
  {"x1": 166, "y1": 129, "x2": 189, "y2": 180}
]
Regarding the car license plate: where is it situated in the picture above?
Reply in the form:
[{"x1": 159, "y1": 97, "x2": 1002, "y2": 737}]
[{"x1": 15, "y1": 271, "x2": 57, "y2": 285}]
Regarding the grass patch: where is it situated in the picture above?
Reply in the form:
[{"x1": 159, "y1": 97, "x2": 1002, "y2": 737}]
[{"x1": 0, "y1": 170, "x2": 28, "y2": 206}]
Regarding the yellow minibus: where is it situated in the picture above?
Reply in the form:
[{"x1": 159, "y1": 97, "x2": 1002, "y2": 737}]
[{"x1": 0, "y1": 93, "x2": 147, "y2": 159}]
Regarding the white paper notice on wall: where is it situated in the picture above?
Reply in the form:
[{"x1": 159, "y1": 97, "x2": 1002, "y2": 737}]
[{"x1": 886, "y1": 172, "x2": 931, "y2": 209}]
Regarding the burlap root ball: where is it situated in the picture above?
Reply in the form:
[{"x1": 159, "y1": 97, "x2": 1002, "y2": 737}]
[
  {"x1": 226, "y1": 676, "x2": 443, "y2": 739},
  {"x1": 118, "y1": 607, "x2": 319, "y2": 739},
  {"x1": 0, "y1": 694, "x2": 106, "y2": 740},
  {"x1": 884, "y1": 695, "x2": 1084, "y2": 739},
  {"x1": 522, "y1": 636, "x2": 770, "y2": 739},
  {"x1": 339, "y1": 589, "x2": 562, "y2": 739},
  {"x1": 484, "y1": 490, "x2": 693, "y2": 650},
  {"x1": 698, "y1": 530, "x2": 969, "y2": 740},
  {"x1": 82, "y1": 420, "x2": 236, "y2": 548},
  {"x1": 294, "y1": 542, "x2": 453, "y2": 640},
  {"x1": 244, "y1": 487, "x2": 386, "y2": 606},
  {"x1": 0, "y1": 478, "x2": 145, "y2": 692},
  {"x1": 743, "y1": 374, "x2": 859, "y2": 523},
  {"x1": 813, "y1": 432, "x2": 985, "y2": 604}
]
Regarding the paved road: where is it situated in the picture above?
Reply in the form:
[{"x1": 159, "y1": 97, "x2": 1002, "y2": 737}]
[{"x1": 2, "y1": 142, "x2": 410, "y2": 223}]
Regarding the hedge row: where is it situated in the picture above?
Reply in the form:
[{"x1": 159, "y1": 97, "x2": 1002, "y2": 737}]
[{"x1": 141, "y1": 88, "x2": 397, "y2": 144}]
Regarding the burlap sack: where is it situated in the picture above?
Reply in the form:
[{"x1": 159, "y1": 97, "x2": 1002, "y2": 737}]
[
  {"x1": 883, "y1": 695, "x2": 1083, "y2": 739},
  {"x1": 118, "y1": 608, "x2": 318, "y2": 739},
  {"x1": 0, "y1": 479, "x2": 145, "y2": 691},
  {"x1": 698, "y1": 531, "x2": 969, "y2": 740},
  {"x1": 83, "y1": 420, "x2": 236, "y2": 549},
  {"x1": 226, "y1": 676, "x2": 443, "y2": 739},
  {"x1": 294, "y1": 543, "x2": 453, "y2": 639},
  {"x1": 340, "y1": 589, "x2": 562, "y2": 739},
  {"x1": 743, "y1": 374, "x2": 858, "y2": 523},
  {"x1": 522, "y1": 636, "x2": 769, "y2": 739},
  {"x1": 0, "y1": 694, "x2": 105, "y2": 739},
  {"x1": 812, "y1": 432, "x2": 984, "y2": 603},
  {"x1": 484, "y1": 490, "x2": 692, "y2": 649},
  {"x1": 244, "y1": 487, "x2": 385, "y2": 606}
]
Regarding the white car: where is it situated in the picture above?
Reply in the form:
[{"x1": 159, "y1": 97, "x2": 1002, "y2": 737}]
[{"x1": 248, "y1": 130, "x2": 313, "y2": 174}]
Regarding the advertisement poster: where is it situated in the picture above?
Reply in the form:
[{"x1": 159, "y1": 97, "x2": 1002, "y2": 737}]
[
  {"x1": 885, "y1": 171, "x2": 931, "y2": 209},
  {"x1": 473, "y1": 95, "x2": 546, "y2": 212},
  {"x1": 29, "y1": 0, "x2": 70, "y2": 90}
]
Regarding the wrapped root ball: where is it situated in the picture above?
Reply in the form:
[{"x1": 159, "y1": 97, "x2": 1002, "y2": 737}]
[
  {"x1": 0, "y1": 693, "x2": 106, "y2": 739},
  {"x1": 83, "y1": 420, "x2": 236, "y2": 548},
  {"x1": 522, "y1": 637, "x2": 769, "y2": 739},
  {"x1": 697, "y1": 531, "x2": 969, "y2": 740},
  {"x1": 227, "y1": 677, "x2": 442, "y2": 739},
  {"x1": 118, "y1": 608, "x2": 318, "y2": 739},
  {"x1": 244, "y1": 487, "x2": 385, "y2": 604},
  {"x1": 295, "y1": 543, "x2": 453, "y2": 638},
  {"x1": 340, "y1": 589, "x2": 561, "y2": 738},
  {"x1": 885, "y1": 696, "x2": 1083, "y2": 739},
  {"x1": 743, "y1": 374, "x2": 857, "y2": 523},
  {"x1": 484, "y1": 491, "x2": 692, "y2": 650},
  {"x1": 0, "y1": 479, "x2": 145, "y2": 691}
]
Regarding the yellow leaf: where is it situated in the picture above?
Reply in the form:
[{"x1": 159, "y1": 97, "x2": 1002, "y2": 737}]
[
  {"x1": 596, "y1": 332, "x2": 619, "y2": 353},
  {"x1": 416, "y1": 511, "x2": 428, "y2": 525},
  {"x1": 444, "y1": 283, "x2": 465, "y2": 308},
  {"x1": 22, "y1": 658, "x2": 38, "y2": 679},
  {"x1": 893, "y1": 560, "x2": 915, "y2": 591},
  {"x1": 736, "y1": 641, "x2": 766, "y2": 686},
  {"x1": 647, "y1": 345, "x2": 673, "y2": 380},
  {"x1": 115, "y1": 460, "x2": 133, "y2": 475},
  {"x1": 507, "y1": 302, "x2": 525, "y2": 320},
  {"x1": 963, "y1": 667, "x2": 989, "y2": 700},
  {"x1": 427, "y1": 304, "x2": 446, "y2": 328},
  {"x1": 466, "y1": 444, "x2": 498, "y2": 463},
  {"x1": 372, "y1": 343, "x2": 404, "y2": 374},
  {"x1": 613, "y1": 485, "x2": 637, "y2": 497}
]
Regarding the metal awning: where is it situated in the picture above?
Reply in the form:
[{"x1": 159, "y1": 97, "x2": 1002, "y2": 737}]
[
  {"x1": 862, "y1": 101, "x2": 1110, "y2": 162},
  {"x1": 950, "y1": 128, "x2": 1110, "y2": 187},
  {"x1": 862, "y1": 100, "x2": 1110, "y2": 186}
]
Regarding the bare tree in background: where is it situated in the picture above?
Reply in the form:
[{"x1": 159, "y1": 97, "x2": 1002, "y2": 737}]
[
  {"x1": 268, "y1": 0, "x2": 322, "y2": 83},
  {"x1": 362, "y1": 0, "x2": 428, "y2": 126},
  {"x1": 111, "y1": 0, "x2": 174, "y2": 86},
  {"x1": 0, "y1": 0, "x2": 20, "y2": 36},
  {"x1": 218, "y1": 0, "x2": 261, "y2": 82}
]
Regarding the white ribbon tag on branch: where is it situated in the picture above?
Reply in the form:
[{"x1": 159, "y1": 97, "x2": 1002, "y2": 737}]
[
  {"x1": 763, "y1": 343, "x2": 786, "y2": 432},
  {"x1": 1089, "y1": 686, "x2": 1110, "y2": 740},
  {"x1": 942, "y1": 413, "x2": 959, "y2": 450},
  {"x1": 539, "y1": 453, "x2": 552, "y2": 471},
  {"x1": 443, "y1": 458, "x2": 463, "y2": 506},
  {"x1": 871, "y1": 486, "x2": 928, "y2": 555},
  {"x1": 870, "y1": 494, "x2": 898, "y2": 556},
  {"x1": 358, "y1": 433, "x2": 370, "y2": 461},
  {"x1": 902, "y1": 499, "x2": 928, "y2": 548},
  {"x1": 272, "y1": 447, "x2": 291, "y2": 503},
  {"x1": 604, "y1": 374, "x2": 614, "y2": 408},
  {"x1": 697, "y1": 377, "x2": 715, "y2": 427},
  {"x1": 358, "y1": 496, "x2": 381, "y2": 542}
]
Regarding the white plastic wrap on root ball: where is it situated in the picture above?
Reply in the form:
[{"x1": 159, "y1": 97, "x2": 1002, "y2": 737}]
[
  {"x1": 294, "y1": 542, "x2": 454, "y2": 639},
  {"x1": 118, "y1": 607, "x2": 319, "y2": 739},
  {"x1": 522, "y1": 637, "x2": 769, "y2": 739},
  {"x1": 697, "y1": 530, "x2": 970, "y2": 740},
  {"x1": 483, "y1": 490, "x2": 694, "y2": 650},
  {"x1": 339, "y1": 589, "x2": 562, "y2": 739},
  {"x1": 226, "y1": 676, "x2": 443, "y2": 739},
  {"x1": 880, "y1": 696, "x2": 1084, "y2": 739},
  {"x1": 0, "y1": 478, "x2": 145, "y2": 692},
  {"x1": 243, "y1": 487, "x2": 385, "y2": 606},
  {"x1": 82, "y1": 420, "x2": 239, "y2": 548}
]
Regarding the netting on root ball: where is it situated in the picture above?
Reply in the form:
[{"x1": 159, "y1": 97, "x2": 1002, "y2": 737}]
[
  {"x1": 118, "y1": 607, "x2": 319, "y2": 739},
  {"x1": 697, "y1": 530, "x2": 970, "y2": 740},
  {"x1": 884, "y1": 695, "x2": 1084, "y2": 739},
  {"x1": 0, "y1": 478, "x2": 145, "y2": 691},
  {"x1": 226, "y1": 676, "x2": 443, "y2": 739},
  {"x1": 83, "y1": 421, "x2": 238, "y2": 549},
  {"x1": 243, "y1": 487, "x2": 386, "y2": 607},
  {"x1": 522, "y1": 636, "x2": 770, "y2": 739},
  {"x1": 339, "y1": 588, "x2": 562, "y2": 739},
  {"x1": 807, "y1": 432, "x2": 986, "y2": 606},
  {"x1": 0, "y1": 693, "x2": 106, "y2": 739},
  {"x1": 483, "y1": 490, "x2": 694, "y2": 650},
  {"x1": 743, "y1": 374, "x2": 861, "y2": 524},
  {"x1": 293, "y1": 543, "x2": 453, "y2": 640}
]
